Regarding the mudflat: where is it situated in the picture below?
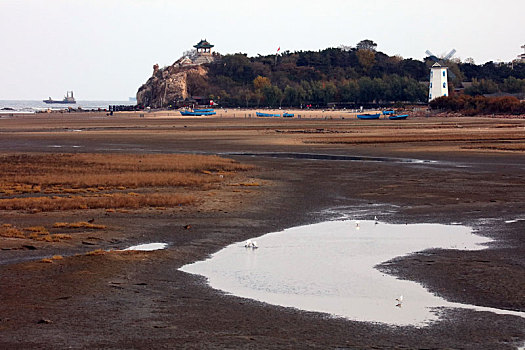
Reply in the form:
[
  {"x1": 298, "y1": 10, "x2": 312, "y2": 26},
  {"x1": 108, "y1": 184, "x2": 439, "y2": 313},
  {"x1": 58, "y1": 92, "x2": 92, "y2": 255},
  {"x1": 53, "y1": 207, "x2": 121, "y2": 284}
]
[{"x1": 1, "y1": 112, "x2": 524, "y2": 349}]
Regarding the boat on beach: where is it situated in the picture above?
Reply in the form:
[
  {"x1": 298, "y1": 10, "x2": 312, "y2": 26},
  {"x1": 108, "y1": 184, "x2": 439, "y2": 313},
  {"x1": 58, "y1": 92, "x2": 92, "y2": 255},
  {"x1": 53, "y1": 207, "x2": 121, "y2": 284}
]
[
  {"x1": 382, "y1": 110, "x2": 395, "y2": 115},
  {"x1": 357, "y1": 113, "x2": 381, "y2": 120},
  {"x1": 180, "y1": 109, "x2": 216, "y2": 116},
  {"x1": 43, "y1": 91, "x2": 76, "y2": 104},
  {"x1": 193, "y1": 109, "x2": 215, "y2": 113},
  {"x1": 283, "y1": 112, "x2": 294, "y2": 117},
  {"x1": 256, "y1": 112, "x2": 281, "y2": 117},
  {"x1": 389, "y1": 114, "x2": 408, "y2": 120}
]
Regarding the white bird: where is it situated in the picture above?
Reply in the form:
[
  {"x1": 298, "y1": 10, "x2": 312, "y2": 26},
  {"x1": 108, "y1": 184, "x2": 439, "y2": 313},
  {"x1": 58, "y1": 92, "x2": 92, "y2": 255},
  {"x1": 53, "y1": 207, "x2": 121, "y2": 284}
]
[
  {"x1": 374, "y1": 216, "x2": 378, "y2": 224},
  {"x1": 244, "y1": 239, "x2": 258, "y2": 249},
  {"x1": 356, "y1": 221, "x2": 360, "y2": 229}
]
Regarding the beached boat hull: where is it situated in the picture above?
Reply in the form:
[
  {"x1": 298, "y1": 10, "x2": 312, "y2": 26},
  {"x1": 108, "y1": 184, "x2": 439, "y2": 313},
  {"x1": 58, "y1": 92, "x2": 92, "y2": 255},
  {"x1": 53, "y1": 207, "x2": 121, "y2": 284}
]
[
  {"x1": 382, "y1": 110, "x2": 395, "y2": 115},
  {"x1": 193, "y1": 109, "x2": 215, "y2": 113},
  {"x1": 389, "y1": 114, "x2": 408, "y2": 120},
  {"x1": 256, "y1": 112, "x2": 281, "y2": 117},
  {"x1": 283, "y1": 113, "x2": 294, "y2": 117},
  {"x1": 180, "y1": 110, "x2": 216, "y2": 116},
  {"x1": 357, "y1": 113, "x2": 381, "y2": 120}
]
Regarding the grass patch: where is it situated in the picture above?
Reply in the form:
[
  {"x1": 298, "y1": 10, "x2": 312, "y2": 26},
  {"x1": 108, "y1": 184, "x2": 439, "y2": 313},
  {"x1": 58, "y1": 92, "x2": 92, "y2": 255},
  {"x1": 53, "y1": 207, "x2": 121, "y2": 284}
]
[
  {"x1": 0, "y1": 193, "x2": 196, "y2": 212},
  {"x1": 0, "y1": 153, "x2": 255, "y2": 212},
  {"x1": 40, "y1": 255, "x2": 64, "y2": 263},
  {"x1": 24, "y1": 226, "x2": 49, "y2": 234},
  {"x1": 0, "y1": 153, "x2": 253, "y2": 193},
  {"x1": 233, "y1": 182, "x2": 261, "y2": 187},
  {"x1": 53, "y1": 222, "x2": 106, "y2": 229},
  {"x1": 0, "y1": 224, "x2": 72, "y2": 242},
  {"x1": 0, "y1": 224, "x2": 25, "y2": 238},
  {"x1": 85, "y1": 249, "x2": 106, "y2": 256}
]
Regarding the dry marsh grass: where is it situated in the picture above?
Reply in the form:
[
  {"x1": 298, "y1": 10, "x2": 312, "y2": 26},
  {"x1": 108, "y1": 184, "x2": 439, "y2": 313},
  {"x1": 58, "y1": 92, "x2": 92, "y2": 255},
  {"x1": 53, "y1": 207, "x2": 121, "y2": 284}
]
[
  {"x1": 40, "y1": 255, "x2": 64, "y2": 263},
  {"x1": 24, "y1": 226, "x2": 49, "y2": 234},
  {"x1": 0, "y1": 224, "x2": 72, "y2": 242},
  {"x1": 0, "y1": 153, "x2": 253, "y2": 193},
  {"x1": 0, "y1": 193, "x2": 196, "y2": 212},
  {"x1": 0, "y1": 153, "x2": 253, "y2": 212},
  {"x1": 0, "y1": 224, "x2": 25, "y2": 238},
  {"x1": 84, "y1": 249, "x2": 107, "y2": 256},
  {"x1": 53, "y1": 222, "x2": 107, "y2": 229}
]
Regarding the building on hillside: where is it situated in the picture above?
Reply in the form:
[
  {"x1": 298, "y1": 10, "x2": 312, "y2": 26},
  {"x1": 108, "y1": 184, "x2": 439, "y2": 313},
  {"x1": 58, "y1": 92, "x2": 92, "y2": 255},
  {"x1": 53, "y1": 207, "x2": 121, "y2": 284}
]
[
  {"x1": 192, "y1": 39, "x2": 216, "y2": 65},
  {"x1": 428, "y1": 63, "x2": 449, "y2": 102},
  {"x1": 194, "y1": 39, "x2": 214, "y2": 55},
  {"x1": 517, "y1": 45, "x2": 525, "y2": 63},
  {"x1": 173, "y1": 39, "x2": 216, "y2": 67}
]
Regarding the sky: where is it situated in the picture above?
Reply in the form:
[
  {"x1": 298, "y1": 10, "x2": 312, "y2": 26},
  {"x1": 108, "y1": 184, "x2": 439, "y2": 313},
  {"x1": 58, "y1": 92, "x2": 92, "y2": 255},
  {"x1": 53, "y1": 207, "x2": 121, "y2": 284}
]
[{"x1": 1, "y1": 0, "x2": 524, "y2": 100}]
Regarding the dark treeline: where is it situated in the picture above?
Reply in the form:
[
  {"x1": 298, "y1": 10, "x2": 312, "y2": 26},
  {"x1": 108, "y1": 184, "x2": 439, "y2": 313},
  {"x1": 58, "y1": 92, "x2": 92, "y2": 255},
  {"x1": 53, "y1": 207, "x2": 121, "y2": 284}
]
[{"x1": 186, "y1": 40, "x2": 525, "y2": 108}]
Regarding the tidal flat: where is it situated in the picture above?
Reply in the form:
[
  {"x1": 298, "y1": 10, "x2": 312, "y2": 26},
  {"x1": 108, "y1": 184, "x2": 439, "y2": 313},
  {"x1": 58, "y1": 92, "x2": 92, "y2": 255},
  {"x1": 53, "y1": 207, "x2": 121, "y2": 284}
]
[{"x1": 0, "y1": 112, "x2": 524, "y2": 349}]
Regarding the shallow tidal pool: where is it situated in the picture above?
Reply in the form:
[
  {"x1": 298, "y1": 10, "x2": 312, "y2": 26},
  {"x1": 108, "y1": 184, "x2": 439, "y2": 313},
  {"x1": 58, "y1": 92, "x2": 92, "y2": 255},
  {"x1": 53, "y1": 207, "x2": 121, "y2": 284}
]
[{"x1": 180, "y1": 219, "x2": 525, "y2": 326}]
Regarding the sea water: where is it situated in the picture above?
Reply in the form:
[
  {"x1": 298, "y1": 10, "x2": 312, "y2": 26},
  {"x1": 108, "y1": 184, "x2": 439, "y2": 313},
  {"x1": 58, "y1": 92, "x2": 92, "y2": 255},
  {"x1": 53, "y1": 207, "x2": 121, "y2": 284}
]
[
  {"x1": 0, "y1": 100, "x2": 134, "y2": 113},
  {"x1": 181, "y1": 220, "x2": 525, "y2": 326}
]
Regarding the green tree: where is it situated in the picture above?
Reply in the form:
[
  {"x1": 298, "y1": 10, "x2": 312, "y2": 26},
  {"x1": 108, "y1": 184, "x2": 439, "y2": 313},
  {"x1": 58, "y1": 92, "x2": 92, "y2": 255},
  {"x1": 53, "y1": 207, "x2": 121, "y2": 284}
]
[
  {"x1": 501, "y1": 77, "x2": 525, "y2": 93},
  {"x1": 356, "y1": 49, "x2": 376, "y2": 72},
  {"x1": 358, "y1": 77, "x2": 381, "y2": 103},
  {"x1": 340, "y1": 80, "x2": 360, "y2": 102},
  {"x1": 464, "y1": 78, "x2": 499, "y2": 96},
  {"x1": 283, "y1": 85, "x2": 298, "y2": 107},
  {"x1": 356, "y1": 39, "x2": 377, "y2": 51},
  {"x1": 262, "y1": 85, "x2": 283, "y2": 107}
]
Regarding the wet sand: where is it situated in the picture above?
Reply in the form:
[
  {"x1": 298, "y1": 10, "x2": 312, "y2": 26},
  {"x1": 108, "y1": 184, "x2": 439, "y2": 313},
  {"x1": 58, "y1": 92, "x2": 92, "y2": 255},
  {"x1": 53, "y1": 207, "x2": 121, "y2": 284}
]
[{"x1": 1, "y1": 112, "x2": 525, "y2": 349}]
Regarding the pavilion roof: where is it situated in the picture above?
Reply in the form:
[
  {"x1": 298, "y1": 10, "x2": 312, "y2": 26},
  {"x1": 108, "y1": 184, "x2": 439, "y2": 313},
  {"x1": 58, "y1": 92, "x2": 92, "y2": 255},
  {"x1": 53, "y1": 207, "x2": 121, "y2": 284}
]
[{"x1": 194, "y1": 39, "x2": 214, "y2": 49}]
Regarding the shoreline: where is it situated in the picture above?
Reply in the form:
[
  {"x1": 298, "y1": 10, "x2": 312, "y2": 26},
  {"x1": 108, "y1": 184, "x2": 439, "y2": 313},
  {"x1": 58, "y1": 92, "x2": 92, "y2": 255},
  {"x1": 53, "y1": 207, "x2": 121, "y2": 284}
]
[{"x1": 0, "y1": 113, "x2": 524, "y2": 349}]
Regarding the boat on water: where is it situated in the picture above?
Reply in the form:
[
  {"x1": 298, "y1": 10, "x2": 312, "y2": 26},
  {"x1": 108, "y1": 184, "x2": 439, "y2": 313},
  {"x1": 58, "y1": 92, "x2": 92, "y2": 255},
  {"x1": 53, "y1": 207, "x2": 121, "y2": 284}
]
[
  {"x1": 43, "y1": 91, "x2": 76, "y2": 104},
  {"x1": 389, "y1": 114, "x2": 408, "y2": 120},
  {"x1": 357, "y1": 113, "x2": 381, "y2": 120},
  {"x1": 179, "y1": 109, "x2": 216, "y2": 116},
  {"x1": 256, "y1": 112, "x2": 281, "y2": 117}
]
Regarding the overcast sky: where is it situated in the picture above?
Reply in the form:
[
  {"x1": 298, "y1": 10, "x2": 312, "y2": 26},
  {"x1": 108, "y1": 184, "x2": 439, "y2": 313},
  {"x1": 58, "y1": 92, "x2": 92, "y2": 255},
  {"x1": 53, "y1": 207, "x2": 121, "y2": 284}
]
[{"x1": 1, "y1": 0, "x2": 524, "y2": 100}]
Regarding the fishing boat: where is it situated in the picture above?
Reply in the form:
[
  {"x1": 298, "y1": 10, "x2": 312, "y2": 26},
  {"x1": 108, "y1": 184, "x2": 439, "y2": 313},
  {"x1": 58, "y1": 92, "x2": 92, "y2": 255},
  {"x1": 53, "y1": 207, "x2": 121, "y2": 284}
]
[
  {"x1": 382, "y1": 110, "x2": 395, "y2": 115},
  {"x1": 357, "y1": 113, "x2": 381, "y2": 120},
  {"x1": 256, "y1": 112, "x2": 281, "y2": 117},
  {"x1": 43, "y1": 91, "x2": 76, "y2": 104},
  {"x1": 283, "y1": 112, "x2": 294, "y2": 117},
  {"x1": 179, "y1": 110, "x2": 216, "y2": 116},
  {"x1": 388, "y1": 114, "x2": 408, "y2": 120},
  {"x1": 193, "y1": 108, "x2": 214, "y2": 113}
]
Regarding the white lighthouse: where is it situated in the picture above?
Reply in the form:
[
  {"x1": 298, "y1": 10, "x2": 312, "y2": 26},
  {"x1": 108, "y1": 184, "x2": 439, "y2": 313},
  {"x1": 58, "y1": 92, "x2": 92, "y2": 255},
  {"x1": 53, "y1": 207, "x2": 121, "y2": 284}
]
[{"x1": 428, "y1": 62, "x2": 449, "y2": 102}]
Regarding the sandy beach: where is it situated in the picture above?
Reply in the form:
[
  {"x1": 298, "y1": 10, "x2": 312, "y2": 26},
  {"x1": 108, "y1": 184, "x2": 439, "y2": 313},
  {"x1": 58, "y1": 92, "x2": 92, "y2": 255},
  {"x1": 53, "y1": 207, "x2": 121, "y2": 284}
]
[{"x1": 0, "y1": 111, "x2": 524, "y2": 349}]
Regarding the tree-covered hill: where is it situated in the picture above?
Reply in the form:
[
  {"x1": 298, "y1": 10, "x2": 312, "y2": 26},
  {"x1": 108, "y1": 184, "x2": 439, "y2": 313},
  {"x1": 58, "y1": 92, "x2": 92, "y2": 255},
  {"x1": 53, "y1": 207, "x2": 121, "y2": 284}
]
[{"x1": 172, "y1": 40, "x2": 525, "y2": 108}]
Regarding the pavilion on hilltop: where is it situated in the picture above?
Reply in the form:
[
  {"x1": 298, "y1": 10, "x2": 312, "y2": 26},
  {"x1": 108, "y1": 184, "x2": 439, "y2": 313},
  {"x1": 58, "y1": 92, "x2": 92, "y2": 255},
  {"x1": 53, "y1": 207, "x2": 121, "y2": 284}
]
[{"x1": 194, "y1": 39, "x2": 214, "y2": 56}]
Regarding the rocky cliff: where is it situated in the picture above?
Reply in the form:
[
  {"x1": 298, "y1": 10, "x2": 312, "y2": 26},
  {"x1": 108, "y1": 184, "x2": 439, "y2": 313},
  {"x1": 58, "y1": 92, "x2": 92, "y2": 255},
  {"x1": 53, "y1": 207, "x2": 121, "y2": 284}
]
[{"x1": 136, "y1": 62, "x2": 208, "y2": 108}]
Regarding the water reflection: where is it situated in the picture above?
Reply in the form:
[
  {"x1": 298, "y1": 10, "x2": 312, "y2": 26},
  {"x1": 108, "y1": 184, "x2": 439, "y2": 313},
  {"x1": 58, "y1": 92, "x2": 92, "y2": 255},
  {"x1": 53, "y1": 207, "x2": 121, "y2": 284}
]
[
  {"x1": 124, "y1": 242, "x2": 167, "y2": 251},
  {"x1": 181, "y1": 220, "x2": 525, "y2": 326}
]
